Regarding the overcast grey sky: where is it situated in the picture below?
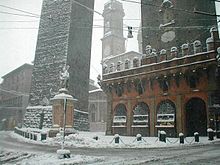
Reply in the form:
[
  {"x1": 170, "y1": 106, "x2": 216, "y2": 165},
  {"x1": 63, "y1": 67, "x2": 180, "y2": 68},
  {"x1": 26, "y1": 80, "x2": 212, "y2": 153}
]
[{"x1": 0, "y1": 0, "x2": 141, "y2": 84}]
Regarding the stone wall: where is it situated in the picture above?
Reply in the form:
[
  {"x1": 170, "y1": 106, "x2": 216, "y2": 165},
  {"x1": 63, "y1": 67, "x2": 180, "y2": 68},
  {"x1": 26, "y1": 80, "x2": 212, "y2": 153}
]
[
  {"x1": 23, "y1": 106, "x2": 53, "y2": 128},
  {"x1": 73, "y1": 109, "x2": 89, "y2": 131}
]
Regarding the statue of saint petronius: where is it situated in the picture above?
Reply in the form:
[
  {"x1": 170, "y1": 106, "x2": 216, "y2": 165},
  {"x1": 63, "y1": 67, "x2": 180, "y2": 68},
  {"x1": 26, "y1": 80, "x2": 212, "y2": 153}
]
[{"x1": 59, "y1": 64, "x2": 70, "y2": 89}]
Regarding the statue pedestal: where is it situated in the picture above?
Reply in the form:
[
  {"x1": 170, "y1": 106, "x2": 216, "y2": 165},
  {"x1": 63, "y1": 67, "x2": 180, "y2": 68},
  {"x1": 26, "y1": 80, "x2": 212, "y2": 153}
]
[{"x1": 49, "y1": 88, "x2": 77, "y2": 137}]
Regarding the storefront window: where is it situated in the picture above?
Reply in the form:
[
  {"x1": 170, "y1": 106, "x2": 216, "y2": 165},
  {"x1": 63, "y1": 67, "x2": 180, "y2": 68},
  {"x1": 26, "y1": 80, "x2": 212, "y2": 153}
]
[
  {"x1": 132, "y1": 102, "x2": 149, "y2": 127},
  {"x1": 156, "y1": 100, "x2": 175, "y2": 127},
  {"x1": 113, "y1": 104, "x2": 127, "y2": 127}
]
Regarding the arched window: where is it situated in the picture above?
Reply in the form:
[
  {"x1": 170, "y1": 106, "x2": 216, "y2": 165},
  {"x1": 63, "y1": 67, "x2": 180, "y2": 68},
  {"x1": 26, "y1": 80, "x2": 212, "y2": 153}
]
[
  {"x1": 89, "y1": 104, "x2": 96, "y2": 122},
  {"x1": 156, "y1": 100, "x2": 175, "y2": 127},
  {"x1": 132, "y1": 102, "x2": 149, "y2": 127},
  {"x1": 125, "y1": 59, "x2": 130, "y2": 69},
  {"x1": 133, "y1": 57, "x2": 139, "y2": 67},
  {"x1": 113, "y1": 104, "x2": 127, "y2": 127},
  {"x1": 109, "y1": 63, "x2": 114, "y2": 73},
  {"x1": 116, "y1": 61, "x2": 122, "y2": 71}
]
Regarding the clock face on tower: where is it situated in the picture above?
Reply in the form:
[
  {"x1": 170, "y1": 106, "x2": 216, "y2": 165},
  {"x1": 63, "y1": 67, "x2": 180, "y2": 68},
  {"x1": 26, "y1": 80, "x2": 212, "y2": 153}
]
[
  {"x1": 104, "y1": 45, "x2": 110, "y2": 56},
  {"x1": 161, "y1": 30, "x2": 175, "y2": 43}
]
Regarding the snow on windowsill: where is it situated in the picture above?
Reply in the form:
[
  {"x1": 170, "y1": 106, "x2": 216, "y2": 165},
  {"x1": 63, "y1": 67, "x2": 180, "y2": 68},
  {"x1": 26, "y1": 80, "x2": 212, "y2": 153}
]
[
  {"x1": 155, "y1": 125, "x2": 174, "y2": 128},
  {"x1": 112, "y1": 125, "x2": 127, "y2": 128},
  {"x1": 131, "y1": 125, "x2": 149, "y2": 128}
]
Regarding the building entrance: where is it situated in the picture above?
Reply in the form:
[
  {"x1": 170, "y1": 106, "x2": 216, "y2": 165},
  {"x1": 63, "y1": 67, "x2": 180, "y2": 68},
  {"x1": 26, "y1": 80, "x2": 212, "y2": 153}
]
[{"x1": 185, "y1": 98, "x2": 207, "y2": 136}]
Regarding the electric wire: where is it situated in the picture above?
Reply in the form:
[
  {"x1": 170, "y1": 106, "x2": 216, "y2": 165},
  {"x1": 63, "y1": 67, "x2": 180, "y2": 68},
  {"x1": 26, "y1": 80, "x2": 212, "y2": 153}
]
[
  {"x1": 0, "y1": 1, "x2": 216, "y2": 77},
  {"x1": 0, "y1": 4, "x2": 40, "y2": 17},
  {"x1": 72, "y1": 0, "x2": 102, "y2": 16},
  {"x1": 0, "y1": 2, "x2": 215, "y2": 32},
  {"x1": 0, "y1": 11, "x2": 40, "y2": 18},
  {"x1": 0, "y1": 20, "x2": 39, "y2": 22}
]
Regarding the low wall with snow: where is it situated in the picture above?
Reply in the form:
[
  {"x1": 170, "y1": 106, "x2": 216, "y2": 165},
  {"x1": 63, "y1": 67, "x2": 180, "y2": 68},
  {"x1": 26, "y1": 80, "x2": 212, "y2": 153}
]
[{"x1": 23, "y1": 106, "x2": 89, "y2": 131}]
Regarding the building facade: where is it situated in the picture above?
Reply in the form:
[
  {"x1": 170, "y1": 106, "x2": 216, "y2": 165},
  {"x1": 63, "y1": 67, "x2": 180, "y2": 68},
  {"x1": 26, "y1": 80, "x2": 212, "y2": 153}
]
[
  {"x1": 88, "y1": 79, "x2": 107, "y2": 132},
  {"x1": 89, "y1": 88, "x2": 107, "y2": 132},
  {"x1": 0, "y1": 64, "x2": 33, "y2": 129},
  {"x1": 100, "y1": 28, "x2": 220, "y2": 137},
  {"x1": 103, "y1": 51, "x2": 143, "y2": 74},
  {"x1": 141, "y1": 0, "x2": 217, "y2": 51}
]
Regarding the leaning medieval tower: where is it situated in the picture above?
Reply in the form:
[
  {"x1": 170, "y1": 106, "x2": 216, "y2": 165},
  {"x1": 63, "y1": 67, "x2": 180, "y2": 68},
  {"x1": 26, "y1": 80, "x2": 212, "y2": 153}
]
[
  {"x1": 141, "y1": 0, "x2": 217, "y2": 52},
  {"x1": 29, "y1": 0, "x2": 94, "y2": 112}
]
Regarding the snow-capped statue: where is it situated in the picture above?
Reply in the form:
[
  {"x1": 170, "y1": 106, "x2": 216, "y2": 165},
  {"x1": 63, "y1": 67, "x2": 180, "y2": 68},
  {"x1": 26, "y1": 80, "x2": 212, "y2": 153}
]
[
  {"x1": 59, "y1": 64, "x2": 70, "y2": 89},
  {"x1": 145, "y1": 45, "x2": 152, "y2": 56}
]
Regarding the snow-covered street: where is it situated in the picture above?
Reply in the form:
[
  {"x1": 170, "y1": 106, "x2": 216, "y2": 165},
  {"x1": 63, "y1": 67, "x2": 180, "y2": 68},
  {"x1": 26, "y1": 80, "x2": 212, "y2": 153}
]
[{"x1": 1, "y1": 131, "x2": 220, "y2": 164}]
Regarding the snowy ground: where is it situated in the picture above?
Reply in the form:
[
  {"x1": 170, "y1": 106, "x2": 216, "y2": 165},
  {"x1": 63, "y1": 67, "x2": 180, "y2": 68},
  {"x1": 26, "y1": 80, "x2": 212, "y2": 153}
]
[
  {"x1": 1, "y1": 129, "x2": 220, "y2": 164},
  {"x1": 11, "y1": 129, "x2": 220, "y2": 149},
  {"x1": 0, "y1": 150, "x2": 105, "y2": 165}
]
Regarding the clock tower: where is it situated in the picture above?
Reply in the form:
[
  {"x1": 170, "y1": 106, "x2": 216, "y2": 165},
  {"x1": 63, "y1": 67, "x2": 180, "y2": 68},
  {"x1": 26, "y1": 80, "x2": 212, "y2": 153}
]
[{"x1": 101, "y1": 0, "x2": 126, "y2": 59}]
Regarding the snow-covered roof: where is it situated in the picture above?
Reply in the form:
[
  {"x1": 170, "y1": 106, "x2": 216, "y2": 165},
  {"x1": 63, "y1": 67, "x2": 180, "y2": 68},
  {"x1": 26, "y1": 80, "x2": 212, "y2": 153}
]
[
  {"x1": 74, "y1": 109, "x2": 89, "y2": 114},
  {"x1": 89, "y1": 88, "x2": 103, "y2": 93},
  {"x1": 26, "y1": 105, "x2": 52, "y2": 109},
  {"x1": 103, "y1": 51, "x2": 142, "y2": 61},
  {"x1": 51, "y1": 93, "x2": 77, "y2": 101}
]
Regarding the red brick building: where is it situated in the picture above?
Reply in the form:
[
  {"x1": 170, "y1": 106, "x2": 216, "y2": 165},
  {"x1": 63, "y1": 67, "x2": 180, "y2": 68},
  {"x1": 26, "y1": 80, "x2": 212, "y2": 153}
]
[{"x1": 99, "y1": 28, "x2": 220, "y2": 137}]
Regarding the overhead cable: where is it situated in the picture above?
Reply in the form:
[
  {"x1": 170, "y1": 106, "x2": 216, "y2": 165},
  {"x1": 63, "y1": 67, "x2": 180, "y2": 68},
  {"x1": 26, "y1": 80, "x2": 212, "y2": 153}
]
[
  {"x1": 0, "y1": 11, "x2": 40, "y2": 18},
  {"x1": 0, "y1": 4, "x2": 40, "y2": 17}
]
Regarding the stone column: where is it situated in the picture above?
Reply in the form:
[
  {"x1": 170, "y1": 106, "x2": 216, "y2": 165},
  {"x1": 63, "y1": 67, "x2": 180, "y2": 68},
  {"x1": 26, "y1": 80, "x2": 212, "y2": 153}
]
[
  {"x1": 176, "y1": 95, "x2": 183, "y2": 135},
  {"x1": 149, "y1": 97, "x2": 156, "y2": 136},
  {"x1": 105, "y1": 92, "x2": 113, "y2": 135},
  {"x1": 127, "y1": 99, "x2": 132, "y2": 135}
]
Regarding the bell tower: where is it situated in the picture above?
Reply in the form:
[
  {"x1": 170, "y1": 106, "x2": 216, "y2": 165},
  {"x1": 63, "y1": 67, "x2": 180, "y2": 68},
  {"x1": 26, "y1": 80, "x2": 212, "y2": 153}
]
[{"x1": 101, "y1": 0, "x2": 126, "y2": 59}]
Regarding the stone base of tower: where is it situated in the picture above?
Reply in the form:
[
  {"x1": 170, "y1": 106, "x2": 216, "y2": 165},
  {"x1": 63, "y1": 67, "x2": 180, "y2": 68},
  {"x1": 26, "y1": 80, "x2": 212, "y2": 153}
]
[
  {"x1": 23, "y1": 106, "x2": 53, "y2": 129},
  {"x1": 23, "y1": 106, "x2": 89, "y2": 131}
]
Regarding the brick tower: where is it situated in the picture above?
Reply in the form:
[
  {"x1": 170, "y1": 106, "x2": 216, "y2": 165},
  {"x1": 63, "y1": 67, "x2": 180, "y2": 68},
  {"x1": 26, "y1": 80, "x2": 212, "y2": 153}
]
[
  {"x1": 29, "y1": 0, "x2": 94, "y2": 112},
  {"x1": 141, "y1": 0, "x2": 217, "y2": 51}
]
